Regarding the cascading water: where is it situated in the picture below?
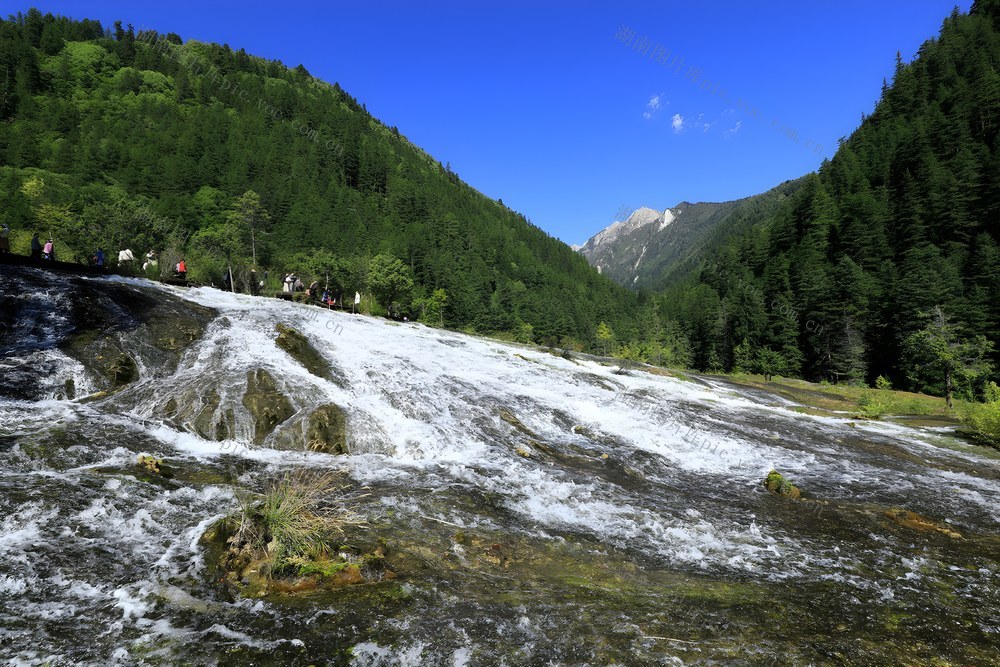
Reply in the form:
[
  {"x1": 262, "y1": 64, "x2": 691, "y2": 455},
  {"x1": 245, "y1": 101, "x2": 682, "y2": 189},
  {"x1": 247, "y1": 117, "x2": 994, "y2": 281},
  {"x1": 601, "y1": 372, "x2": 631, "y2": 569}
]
[{"x1": 1, "y1": 265, "x2": 998, "y2": 666}]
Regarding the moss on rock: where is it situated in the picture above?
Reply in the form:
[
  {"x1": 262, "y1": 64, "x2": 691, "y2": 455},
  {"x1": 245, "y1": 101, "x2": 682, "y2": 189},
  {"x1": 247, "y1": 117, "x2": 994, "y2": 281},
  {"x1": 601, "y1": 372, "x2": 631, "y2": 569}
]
[
  {"x1": 242, "y1": 368, "x2": 294, "y2": 444},
  {"x1": 764, "y1": 470, "x2": 802, "y2": 499},
  {"x1": 499, "y1": 408, "x2": 537, "y2": 438},
  {"x1": 275, "y1": 323, "x2": 339, "y2": 384},
  {"x1": 305, "y1": 403, "x2": 349, "y2": 454},
  {"x1": 136, "y1": 453, "x2": 171, "y2": 477},
  {"x1": 884, "y1": 508, "x2": 963, "y2": 539},
  {"x1": 199, "y1": 517, "x2": 391, "y2": 599}
]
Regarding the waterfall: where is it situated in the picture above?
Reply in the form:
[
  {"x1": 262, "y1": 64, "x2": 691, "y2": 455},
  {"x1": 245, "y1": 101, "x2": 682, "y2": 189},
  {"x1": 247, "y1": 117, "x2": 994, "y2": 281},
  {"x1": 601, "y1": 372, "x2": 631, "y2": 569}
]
[{"x1": 2, "y1": 266, "x2": 999, "y2": 665}]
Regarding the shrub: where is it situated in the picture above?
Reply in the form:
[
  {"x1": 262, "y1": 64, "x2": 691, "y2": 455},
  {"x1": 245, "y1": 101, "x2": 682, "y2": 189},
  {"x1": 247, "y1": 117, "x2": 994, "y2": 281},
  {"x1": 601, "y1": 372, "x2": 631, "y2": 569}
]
[
  {"x1": 857, "y1": 389, "x2": 935, "y2": 419},
  {"x1": 959, "y1": 382, "x2": 1000, "y2": 446},
  {"x1": 858, "y1": 391, "x2": 891, "y2": 419}
]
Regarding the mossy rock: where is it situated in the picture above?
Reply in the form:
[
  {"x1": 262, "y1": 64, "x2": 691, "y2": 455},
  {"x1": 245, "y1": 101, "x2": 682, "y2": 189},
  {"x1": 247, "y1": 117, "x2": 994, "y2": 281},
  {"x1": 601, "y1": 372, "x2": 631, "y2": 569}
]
[
  {"x1": 188, "y1": 388, "x2": 235, "y2": 441},
  {"x1": 884, "y1": 508, "x2": 963, "y2": 539},
  {"x1": 275, "y1": 323, "x2": 340, "y2": 384},
  {"x1": 145, "y1": 303, "x2": 213, "y2": 352},
  {"x1": 199, "y1": 518, "x2": 393, "y2": 599},
  {"x1": 499, "y1": 408, "x2": 537, "y2": 438},
  {"x1": 136, "y1": 453, "x2": 172, "y2": 477},
  {"x1": 764, "y1": 470, "x2": 801, "y2": 499},
  {"x1": 305, "y1": 403, "x2": 348, "y2": 454},
  {"x1": 64, "y1": 335, "x2": 139, "y2": 390},
  {"x1": 242, "y1": 368, "x2": 294, "y2": 444}
]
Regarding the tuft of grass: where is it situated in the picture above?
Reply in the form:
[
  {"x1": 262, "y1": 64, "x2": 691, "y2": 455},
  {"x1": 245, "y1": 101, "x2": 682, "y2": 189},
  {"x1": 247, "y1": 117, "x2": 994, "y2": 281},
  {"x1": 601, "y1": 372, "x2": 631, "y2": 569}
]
[{"x1": 231, "y1": 469, "x2": 366, "y2": 573}]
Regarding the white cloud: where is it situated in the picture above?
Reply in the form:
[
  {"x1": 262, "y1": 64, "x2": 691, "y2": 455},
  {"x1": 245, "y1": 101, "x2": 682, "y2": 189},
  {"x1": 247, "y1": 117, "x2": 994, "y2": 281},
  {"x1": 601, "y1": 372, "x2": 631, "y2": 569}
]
[
  {"x1": 671, "y1": 113, "x2": 684, "y2": 133},
  {"x1": 692, "y1": 113, "x2": 716, "y2": 133},
  {"x1": 725, "y1": 119, "x2": 743, "y2": 137},
  {"x1": 643, "y1": 94, "x2": 666, "y2": 120}
]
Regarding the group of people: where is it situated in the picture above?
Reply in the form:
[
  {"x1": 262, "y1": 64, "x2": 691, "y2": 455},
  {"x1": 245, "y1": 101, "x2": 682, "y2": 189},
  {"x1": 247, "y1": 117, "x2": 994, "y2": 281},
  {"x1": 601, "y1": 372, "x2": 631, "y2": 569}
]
[
  {"x1": 28, "y1": 233, "x2": 56, "y2": 261},
  {"x1": 281, "y1": 272, "x2": 340, "y2": 307},
  {"x1": 282, "y1": 273, "x2": 304, "y2": 293},
  {"x1": 0, "y1": 227, "x2": 188, "y2": 281}
]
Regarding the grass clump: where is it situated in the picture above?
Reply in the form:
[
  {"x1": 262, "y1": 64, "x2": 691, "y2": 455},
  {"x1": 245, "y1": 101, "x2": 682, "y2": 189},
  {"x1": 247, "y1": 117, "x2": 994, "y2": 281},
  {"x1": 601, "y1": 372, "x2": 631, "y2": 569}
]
[{"x1": 231, "y1": 469, "x2": 365, "y2": 574}]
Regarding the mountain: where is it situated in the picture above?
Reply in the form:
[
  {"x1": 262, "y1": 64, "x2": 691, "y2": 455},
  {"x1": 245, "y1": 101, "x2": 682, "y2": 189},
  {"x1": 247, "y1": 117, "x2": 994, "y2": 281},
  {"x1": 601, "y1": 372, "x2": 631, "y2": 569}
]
[
  {"x1": 0, "y1": 9, "x2": 640, "y2": 348},
  {"x1": 577, "y1": 181, "x2": 802, "y2": 290},
  {"x1": 655, "y1": 0, "x2": 1000, "y2": 391},
  {"x1": 578, "y1": 202, "x2": 729, "y2": 288}
]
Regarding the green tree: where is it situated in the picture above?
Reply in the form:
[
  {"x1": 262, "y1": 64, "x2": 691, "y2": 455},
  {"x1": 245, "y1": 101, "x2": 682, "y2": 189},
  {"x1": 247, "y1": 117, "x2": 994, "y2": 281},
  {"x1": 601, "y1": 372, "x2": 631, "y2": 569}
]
[
  {"x1": 904, "y1": 306, "x2": 994, "y2": 407},
  {"x1": 754, "y1": 348, "x2": 786, "y2": 382},
  {"x1": 595, "y1": 321, "x2": 615, "y2": 356},
  {"x1": 733, "y1": 337, "x2": 755, "y2": 373},
  {"x1": 424, "y1": 288, "x2": 447, "y2": 327},
  {"x1": 367, "y1": 253, "x2": 414, "y2": 312},
  {"x1": 225, "y1": 190, "x2": 272, "y2": 267}
]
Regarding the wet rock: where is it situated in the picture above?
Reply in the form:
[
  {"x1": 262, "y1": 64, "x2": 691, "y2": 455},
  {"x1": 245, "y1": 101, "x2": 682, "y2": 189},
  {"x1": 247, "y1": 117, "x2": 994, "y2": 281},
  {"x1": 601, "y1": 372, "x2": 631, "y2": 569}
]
[
  {"x1": 189, "y1": 389, "x2": 234, "y2": 441},
  {"x1": 136, "y1": 453, "x2": 171, "y2": 477},
  {"x1": 275, "y1": 323, "x2": 342, "y2": 386},
  {"x1": 199, "y1": 518, "x2": 392, "y2": 599},
  {"x1": 271, "y1": 403, "x2": 350, "y2": 454},
  {"x1": 764, "y1": 470, "x2": 802, "y2": 499},
  {"x1": 159, "y1": 387, "x2": 234, "y2": 441},
  {"x1": 146, "y1": 304, "x2": 213, "y2": 352},
  {"x1": 242, "y1": 368, "x2": 294, "y2": 444},
  {"x1": 884, "y1": 508, "x2": 963, "y2": 539},
  {"x1": 499, "y1": 408, "x2": 537, "y2": 438},
  {"x1": 64, "y1": 333, "x2": 139, "y2": 391},
  {"x1": 305, "y1": 404, "x2": 348, "y2": 454}
]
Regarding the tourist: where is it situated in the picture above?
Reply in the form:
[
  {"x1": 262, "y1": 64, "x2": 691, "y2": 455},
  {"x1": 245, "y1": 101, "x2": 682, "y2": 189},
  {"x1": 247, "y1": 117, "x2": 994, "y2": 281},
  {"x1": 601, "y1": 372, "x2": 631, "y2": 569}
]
[
  {"x1": 118, "y1": 248, "x2": 134, "y2": 265},
  {"x1": 95, "y1": 248, "x2": 105, "y2": 267},
  {"x1": 142, "y1": 250, "x2": 157, "y2": 272},
  {"x1": 0, "y1": 224, "x2": 9, "y2": 254},
  {"x1": 43, "y1": 238, "x2": 54, "y2": 261},
  {"x1": 283, "y1": 273, "x2": 293, "y2": 293},
  {"x1": 30, "y1": 233, "x2": 42, "y2": 260},
  {"x1": 176, "y1": 258, "x2": 186, "y2": 280}
]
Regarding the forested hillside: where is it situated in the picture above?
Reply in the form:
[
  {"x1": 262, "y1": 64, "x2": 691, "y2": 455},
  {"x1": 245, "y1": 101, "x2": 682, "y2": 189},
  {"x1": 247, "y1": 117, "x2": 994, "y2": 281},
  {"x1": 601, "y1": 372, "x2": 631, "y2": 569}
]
[
  {"x1": 658, "y1": 0, "x2": 1000, "y2": 397},
  {"x1": 0, "y1": 9, "x2": 642, "y2": 347}
]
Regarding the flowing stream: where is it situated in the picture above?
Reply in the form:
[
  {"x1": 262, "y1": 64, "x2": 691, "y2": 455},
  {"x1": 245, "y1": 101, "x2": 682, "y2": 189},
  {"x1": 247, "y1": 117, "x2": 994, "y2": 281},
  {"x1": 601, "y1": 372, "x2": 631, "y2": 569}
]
[{"x1": 1, "y1": 266, "x2": 999, "y2": 666}]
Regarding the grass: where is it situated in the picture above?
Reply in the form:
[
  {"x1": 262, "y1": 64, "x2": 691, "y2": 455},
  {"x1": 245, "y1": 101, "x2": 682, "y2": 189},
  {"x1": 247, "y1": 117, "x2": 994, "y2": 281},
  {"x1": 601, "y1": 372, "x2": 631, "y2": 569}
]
[
  {"x1": 715, "y1": 373, "x2": 951, "y2": 420},
  {"x1": 957, "y1": 398, "x2": 1000, "y2": 447},
  {"x1": 231, "y1": 469, "x2": 366, "y2": 573},
  {"x1": 856, "y1": 389, "x2": 936, "y2": 419}
]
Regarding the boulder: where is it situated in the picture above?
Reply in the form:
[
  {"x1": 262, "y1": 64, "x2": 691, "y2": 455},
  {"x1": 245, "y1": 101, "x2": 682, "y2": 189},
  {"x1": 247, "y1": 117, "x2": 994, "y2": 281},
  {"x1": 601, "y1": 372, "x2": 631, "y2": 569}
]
[
  {"x1": 275, "y1": 323, "x2": 342, "y2": 385},
  {"x1": 242, "y1": 368, "x2": 294, "y2": 444},
  {"x1": 305, "y1": 403, "x2": 349, "y2": 454}
]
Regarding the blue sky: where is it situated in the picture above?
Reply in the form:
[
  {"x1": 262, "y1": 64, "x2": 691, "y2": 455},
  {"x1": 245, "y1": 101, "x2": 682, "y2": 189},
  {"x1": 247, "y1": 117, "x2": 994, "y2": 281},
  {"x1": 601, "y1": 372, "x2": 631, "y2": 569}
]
[{"x1": 18, "y1": 1, "x2": 972, "y2": 244}]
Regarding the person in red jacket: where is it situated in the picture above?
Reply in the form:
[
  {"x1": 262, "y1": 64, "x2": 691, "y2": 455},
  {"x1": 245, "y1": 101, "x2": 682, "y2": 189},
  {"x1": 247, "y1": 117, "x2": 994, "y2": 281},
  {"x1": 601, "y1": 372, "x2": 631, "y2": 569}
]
[{"x1": 176, "y1": 258, "x2": 187, "y2": 280}]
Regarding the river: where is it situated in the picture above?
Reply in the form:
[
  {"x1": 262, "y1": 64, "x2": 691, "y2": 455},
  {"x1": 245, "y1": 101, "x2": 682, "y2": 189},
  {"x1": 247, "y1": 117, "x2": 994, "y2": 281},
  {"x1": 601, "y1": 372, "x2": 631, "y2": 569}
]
[{"x1": 1, "y1": 266, "x2": 998, "y2": 665}]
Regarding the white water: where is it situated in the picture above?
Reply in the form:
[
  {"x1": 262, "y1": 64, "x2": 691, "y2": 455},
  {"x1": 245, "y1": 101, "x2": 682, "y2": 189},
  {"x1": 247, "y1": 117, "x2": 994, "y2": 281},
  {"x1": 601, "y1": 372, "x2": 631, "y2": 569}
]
[{"x1": 2, "y1": 272, "x2": 999, "y2": 665}]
